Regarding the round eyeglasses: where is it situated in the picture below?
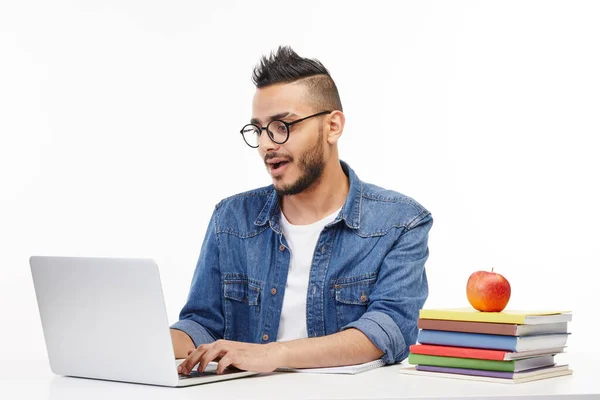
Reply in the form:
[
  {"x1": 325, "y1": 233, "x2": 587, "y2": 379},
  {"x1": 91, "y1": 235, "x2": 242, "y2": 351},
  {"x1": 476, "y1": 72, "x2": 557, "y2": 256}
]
[{"x1": 240, "y1": 111, "x2": 332, "y2": 148}]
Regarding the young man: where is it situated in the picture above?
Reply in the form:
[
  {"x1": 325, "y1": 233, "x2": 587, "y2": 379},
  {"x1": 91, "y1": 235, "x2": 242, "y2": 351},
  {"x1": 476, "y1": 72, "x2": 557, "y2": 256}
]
[{"x1": 172, "y1": 47, "x2": 433, "y2": 375}]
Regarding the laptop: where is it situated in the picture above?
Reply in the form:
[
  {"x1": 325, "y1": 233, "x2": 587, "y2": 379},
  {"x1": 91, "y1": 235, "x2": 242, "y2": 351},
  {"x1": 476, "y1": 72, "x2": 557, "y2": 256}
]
[{"x1": 29, "y1": 256, "x2": 260, "y2": 387}]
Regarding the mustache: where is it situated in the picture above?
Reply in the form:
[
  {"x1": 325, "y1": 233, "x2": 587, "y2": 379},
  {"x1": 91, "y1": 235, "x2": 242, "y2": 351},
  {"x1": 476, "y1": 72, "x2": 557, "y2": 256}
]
[{"x1": 264, "y1": 153, "x2": 293, "y2": 163}]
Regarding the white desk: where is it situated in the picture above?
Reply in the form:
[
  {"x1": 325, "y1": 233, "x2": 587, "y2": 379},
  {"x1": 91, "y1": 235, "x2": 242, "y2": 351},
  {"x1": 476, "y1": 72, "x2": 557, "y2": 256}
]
[{"x1": 1, "y1": 353, "x2": 599, "y2": 400}]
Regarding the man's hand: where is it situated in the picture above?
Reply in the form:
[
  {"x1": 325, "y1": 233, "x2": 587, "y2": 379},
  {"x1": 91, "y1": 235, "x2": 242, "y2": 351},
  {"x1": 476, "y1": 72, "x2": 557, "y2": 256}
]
[{"x1": 177, "y1": 340, "x2": 285, "y2": 375}]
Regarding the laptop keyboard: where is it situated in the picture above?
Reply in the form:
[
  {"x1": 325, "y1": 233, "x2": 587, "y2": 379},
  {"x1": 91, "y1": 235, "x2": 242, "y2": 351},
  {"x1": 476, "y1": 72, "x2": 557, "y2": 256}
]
[
  {"x1": 178, "y1": 368, "x2": 241, "y2": 380},
  {"x1": 178, "y1": 370, "x2": 216, "y2": 380}
]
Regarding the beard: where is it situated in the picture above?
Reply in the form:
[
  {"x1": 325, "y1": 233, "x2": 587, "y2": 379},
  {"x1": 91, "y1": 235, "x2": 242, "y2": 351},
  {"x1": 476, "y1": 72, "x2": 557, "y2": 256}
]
[{"x1": 273, "y1": 128, "x2": 326, "y2": 196}]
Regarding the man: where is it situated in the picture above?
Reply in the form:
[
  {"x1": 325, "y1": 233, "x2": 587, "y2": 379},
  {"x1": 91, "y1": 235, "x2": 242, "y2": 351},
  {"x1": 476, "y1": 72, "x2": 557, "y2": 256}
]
[{"x1": 172, "y1": 46, "x2": 432, "y2": 375}]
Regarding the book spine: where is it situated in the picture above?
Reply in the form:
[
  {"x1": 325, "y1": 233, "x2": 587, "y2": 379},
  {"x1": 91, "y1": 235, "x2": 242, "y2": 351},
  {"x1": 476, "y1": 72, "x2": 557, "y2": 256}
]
[
  {"x1": 418, "y1": 319, "x2": 517, "y2": 335},
  {"x1": 416, "y1": 365, "x2": 515, "y2": 378},
  {"x1": 410, "y1": 344, "x2": 508, "y2": 360},
  {"x1": 417, "y1": 330, "x2": 517, "y2": 351},
  {"x1": 419, "y1": 310, "x2": 525, "y2": 324},
  {"x1": 408, "y1": 354, "x2": 515, "y2": 372}
]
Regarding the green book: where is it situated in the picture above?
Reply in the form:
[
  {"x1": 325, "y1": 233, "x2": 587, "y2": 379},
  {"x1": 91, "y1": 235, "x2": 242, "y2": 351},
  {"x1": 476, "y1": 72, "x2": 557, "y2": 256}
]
[{"x1": 408, "y1": 353, "x2": 555, "y2": 372}]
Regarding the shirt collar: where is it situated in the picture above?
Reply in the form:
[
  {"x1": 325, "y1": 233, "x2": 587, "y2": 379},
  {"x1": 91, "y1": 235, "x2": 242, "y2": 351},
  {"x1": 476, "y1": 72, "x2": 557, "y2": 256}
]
[{"x1": 254, "y1": 160, "x2": 362, "y2": 232}]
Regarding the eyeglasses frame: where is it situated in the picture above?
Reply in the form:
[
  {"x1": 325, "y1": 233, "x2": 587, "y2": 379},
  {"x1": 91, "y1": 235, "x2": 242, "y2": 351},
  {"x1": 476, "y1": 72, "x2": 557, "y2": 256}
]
[{"x1": 240, "y1": 110, "x2": 333, "y2": 148}]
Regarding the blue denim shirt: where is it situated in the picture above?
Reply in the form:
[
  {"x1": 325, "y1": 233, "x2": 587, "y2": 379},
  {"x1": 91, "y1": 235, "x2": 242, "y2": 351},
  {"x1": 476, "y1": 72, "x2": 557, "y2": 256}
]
[{"x1": 171, "y1": 161, "x2": 432, "y2": 364}]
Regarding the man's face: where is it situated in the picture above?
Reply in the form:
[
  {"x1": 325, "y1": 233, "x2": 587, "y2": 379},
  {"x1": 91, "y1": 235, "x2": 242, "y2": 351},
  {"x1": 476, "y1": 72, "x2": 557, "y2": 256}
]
[{"x1": 251, "y1": 83, "x2": 327, "y2": 196}]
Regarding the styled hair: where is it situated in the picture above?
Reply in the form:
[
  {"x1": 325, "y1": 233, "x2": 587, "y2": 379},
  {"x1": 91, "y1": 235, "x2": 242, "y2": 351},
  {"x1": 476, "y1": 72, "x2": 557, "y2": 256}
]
[{"x1": 252, "y1": 46, "x2": 343, "y2": 112}]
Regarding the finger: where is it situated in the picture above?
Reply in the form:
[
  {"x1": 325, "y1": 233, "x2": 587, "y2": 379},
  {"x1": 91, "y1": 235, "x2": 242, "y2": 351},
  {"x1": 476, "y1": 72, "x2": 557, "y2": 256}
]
[
  {"x1": 198, "y1": 345, "x2": 227, "y2": 372},
  {"x1": 216, "y1": 354, "x2": 234, "y2": 375},
  {"x1": 187, "y1": 348, "x2": 195, "y2": 356},
  {"x1": 178, "y1": 345, "x2": 208, "y2": 375}
]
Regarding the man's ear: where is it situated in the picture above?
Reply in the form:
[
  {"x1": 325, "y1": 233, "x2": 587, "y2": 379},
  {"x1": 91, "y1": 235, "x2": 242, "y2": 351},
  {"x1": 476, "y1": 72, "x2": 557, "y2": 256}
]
[{"x1": 326, "y1": 111, "x2": 345, "y2": 145}]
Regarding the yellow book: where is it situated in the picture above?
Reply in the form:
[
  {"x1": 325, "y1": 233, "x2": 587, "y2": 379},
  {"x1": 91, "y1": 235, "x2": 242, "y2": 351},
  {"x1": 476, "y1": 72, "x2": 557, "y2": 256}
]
[{"x1": 419, "y1": 308, "x2": 572, "y2": 325}]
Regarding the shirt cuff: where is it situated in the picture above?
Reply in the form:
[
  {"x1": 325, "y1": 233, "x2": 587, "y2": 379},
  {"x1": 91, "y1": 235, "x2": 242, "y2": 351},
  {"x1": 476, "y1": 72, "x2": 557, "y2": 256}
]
[
  {"x1": 342, "y1": 310, "x2": 407, "y2": 364},
  {"x1": 170, "y1": 319, "x2": 217, "y2": 348}
]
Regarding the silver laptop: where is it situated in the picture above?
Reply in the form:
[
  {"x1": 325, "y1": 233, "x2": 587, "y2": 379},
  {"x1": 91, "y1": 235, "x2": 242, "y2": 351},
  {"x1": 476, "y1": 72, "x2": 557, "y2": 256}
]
[{"x1": 29, "y1": 256, "x2": 259, "y2": 387}]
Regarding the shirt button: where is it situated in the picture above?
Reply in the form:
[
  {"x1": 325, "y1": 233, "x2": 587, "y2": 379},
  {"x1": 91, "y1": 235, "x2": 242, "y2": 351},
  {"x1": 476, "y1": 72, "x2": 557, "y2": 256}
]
[
  {"x1": 262, "y1": 334, "x2": 269, "y2": 341},
  {"x1": 279, "y1": 244, "x2": 285, "y2": 251},
  {"x1": 360, "y1": 294, "x2": 368, "y2": 302},
  {"x1": 321, "y1": 245, "x2": 325, "y2": 254},
  {"x1": 271, "y1": 287, "x2": 277, "y2": 295}
]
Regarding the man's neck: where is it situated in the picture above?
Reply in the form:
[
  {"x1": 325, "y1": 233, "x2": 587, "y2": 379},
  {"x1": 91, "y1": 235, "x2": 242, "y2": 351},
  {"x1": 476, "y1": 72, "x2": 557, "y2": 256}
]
[{"x1": 280, "y1": 161, "x2": 349, "y2": 225}]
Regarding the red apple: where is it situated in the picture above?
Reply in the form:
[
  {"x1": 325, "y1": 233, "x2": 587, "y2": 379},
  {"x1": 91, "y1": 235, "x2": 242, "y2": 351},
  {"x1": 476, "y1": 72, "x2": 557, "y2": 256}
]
[{"x1": 466, "y1": 269, "x2": 511, "y2": 312}]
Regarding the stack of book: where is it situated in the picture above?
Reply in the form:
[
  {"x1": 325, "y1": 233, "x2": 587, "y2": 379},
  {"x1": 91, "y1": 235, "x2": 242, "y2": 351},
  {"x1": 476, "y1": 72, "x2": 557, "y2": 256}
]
[{"x1": 400, "y1": 308, "x2": 573, "y2": 383}]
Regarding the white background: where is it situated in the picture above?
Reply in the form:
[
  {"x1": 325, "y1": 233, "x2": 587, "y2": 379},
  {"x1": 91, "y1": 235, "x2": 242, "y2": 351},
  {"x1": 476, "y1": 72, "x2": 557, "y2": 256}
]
[{"x1": 1, "y1": 1, "x2": 598, "y2": 361}]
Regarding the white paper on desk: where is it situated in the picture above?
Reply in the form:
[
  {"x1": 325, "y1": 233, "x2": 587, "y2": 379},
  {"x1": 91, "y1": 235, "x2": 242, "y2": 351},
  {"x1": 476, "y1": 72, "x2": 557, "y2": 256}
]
[{"x1": 276, "y1": 359, "x2": 386, "y2": 374}]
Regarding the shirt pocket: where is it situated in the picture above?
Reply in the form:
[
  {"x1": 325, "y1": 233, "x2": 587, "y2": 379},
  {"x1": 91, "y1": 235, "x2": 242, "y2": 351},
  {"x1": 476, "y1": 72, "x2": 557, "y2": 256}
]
[
  {"x1": 222, "y1": 274, "x2": 262, "y2": 341},
  {"x1": 332, "y1": 273, "x2": 377, "y2": 329}
]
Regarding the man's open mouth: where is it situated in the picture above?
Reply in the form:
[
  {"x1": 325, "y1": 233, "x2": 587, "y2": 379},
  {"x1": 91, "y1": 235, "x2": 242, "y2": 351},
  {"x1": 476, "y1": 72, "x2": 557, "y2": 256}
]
[{"x1": 270, "y1": 161, "x2": 289, "y2": 170}]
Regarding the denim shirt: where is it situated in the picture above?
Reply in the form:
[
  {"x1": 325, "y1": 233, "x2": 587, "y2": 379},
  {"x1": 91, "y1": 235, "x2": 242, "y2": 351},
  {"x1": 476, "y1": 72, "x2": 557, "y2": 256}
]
[{"x1": 171, "y1": 161, "x2": 432, "y2": 364}]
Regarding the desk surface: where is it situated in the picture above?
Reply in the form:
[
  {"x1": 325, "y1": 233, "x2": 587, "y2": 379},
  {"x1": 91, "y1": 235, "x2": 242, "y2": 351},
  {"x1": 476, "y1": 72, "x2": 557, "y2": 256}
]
[{"x1": 1, "y1": 353, "x2": 599, "y2": 400}]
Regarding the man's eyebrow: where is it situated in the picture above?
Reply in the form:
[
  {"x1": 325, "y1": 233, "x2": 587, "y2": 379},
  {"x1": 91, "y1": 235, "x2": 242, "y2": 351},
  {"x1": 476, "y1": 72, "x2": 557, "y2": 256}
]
[{"x1": 250, "y1": 112, "x2": 298, "y2": 125}]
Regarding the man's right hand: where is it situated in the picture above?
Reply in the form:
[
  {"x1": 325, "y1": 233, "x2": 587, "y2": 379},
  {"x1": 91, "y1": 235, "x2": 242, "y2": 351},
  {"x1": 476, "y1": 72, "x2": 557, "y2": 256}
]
[{"x1": 170, "y1": 328, "x2": 196, "y2": 359}]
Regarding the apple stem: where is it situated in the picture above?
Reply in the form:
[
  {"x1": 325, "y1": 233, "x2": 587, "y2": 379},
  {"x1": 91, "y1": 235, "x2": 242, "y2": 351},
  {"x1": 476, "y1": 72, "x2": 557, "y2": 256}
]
[{"x1": 492, "y1": 267, "x2": 494, "y2": 272}]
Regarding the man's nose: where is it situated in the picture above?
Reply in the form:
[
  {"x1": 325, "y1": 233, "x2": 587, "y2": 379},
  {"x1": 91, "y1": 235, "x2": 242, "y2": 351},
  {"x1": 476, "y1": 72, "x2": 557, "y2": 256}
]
[{"x1": 258, "y1": 128, "x2": 280, "y2": 153}]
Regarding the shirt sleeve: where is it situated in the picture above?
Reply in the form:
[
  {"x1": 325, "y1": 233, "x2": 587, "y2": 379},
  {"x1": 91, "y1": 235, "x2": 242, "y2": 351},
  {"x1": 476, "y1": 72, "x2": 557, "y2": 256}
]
[
  {"x1": 341, "y1": 212, "x2": 432, "y2": 364},
  {"x1": 170, "y1": 205, "x2": 224, "y2": 347}
]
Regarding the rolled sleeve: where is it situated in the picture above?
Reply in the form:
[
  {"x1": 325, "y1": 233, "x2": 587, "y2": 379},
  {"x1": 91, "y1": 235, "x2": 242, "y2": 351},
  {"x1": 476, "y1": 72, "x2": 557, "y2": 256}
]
[
  {"x1": 170, "y1": 319, "x2": 216, "y2": 348},
  {"x1": 343, "y1": 213, "x2": 432, "y2": 364},
  {"x1": 342, "y1": 311, "x2": 406, "y2": 364}
]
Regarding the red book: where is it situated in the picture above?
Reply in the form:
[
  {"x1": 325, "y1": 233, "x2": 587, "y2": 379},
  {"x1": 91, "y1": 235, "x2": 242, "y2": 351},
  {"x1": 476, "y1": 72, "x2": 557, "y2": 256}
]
[{"x1": 409, "y1": 344, "x2": 564, "y2": 361}]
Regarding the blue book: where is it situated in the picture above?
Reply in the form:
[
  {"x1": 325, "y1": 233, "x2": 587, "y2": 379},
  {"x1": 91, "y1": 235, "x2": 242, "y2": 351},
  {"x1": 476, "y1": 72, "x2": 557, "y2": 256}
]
[{"x1": 417, "y1": 330, "x2": 569, "y2": 352}]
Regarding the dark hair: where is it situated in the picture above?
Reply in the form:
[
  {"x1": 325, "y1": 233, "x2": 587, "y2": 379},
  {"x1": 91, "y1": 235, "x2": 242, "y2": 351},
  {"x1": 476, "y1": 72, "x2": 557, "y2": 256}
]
[{"x1": 252, "y1": 46, "x2": 343, "y2": 112}]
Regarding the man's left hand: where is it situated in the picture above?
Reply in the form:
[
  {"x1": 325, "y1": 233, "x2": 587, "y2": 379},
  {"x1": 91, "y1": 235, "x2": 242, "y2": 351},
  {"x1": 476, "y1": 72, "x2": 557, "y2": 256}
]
[{"x1": 177, "y1": 339, "x2": 285, "y2": 375}]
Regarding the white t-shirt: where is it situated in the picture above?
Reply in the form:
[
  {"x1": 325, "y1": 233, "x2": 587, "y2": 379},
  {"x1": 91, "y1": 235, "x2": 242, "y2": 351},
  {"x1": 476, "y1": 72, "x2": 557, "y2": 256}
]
[{"x1": 277, "y1": 207, "x2": 342, "y2": 342}]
